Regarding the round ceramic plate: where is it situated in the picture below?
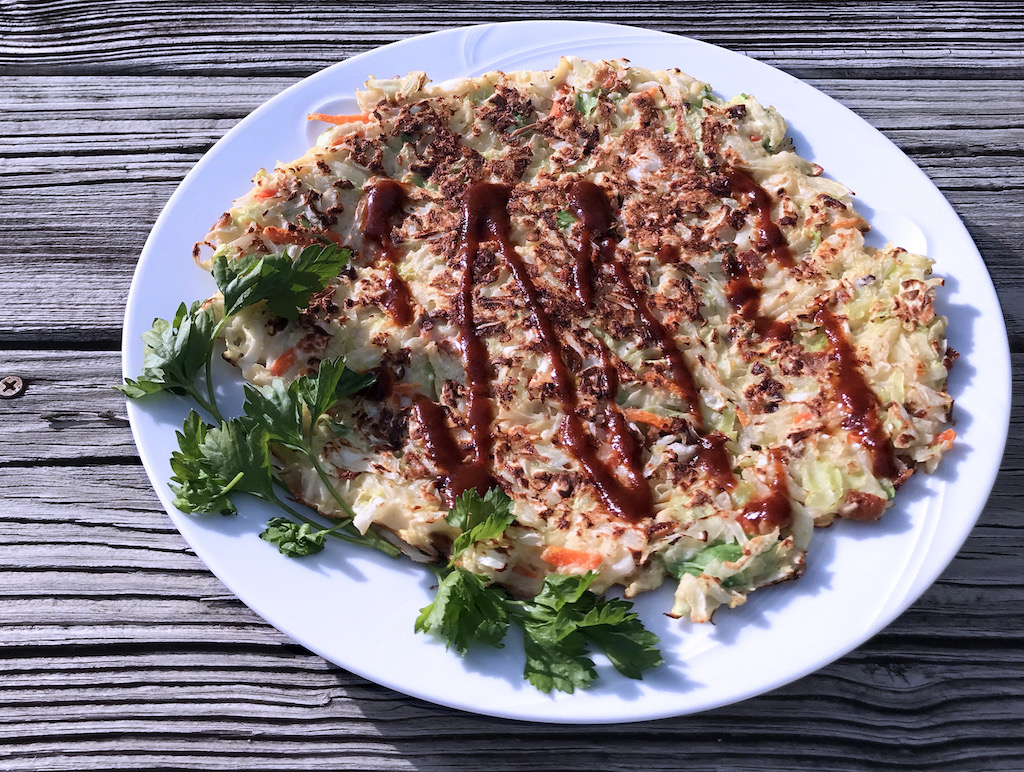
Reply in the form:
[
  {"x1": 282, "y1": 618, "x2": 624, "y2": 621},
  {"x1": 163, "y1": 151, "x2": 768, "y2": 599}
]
[{"x1": 123, "y1": 21, "x2": 1010, "y2": 723}]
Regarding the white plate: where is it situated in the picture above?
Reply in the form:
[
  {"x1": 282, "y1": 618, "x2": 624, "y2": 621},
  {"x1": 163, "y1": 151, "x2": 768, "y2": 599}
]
[{"x1": 123, "y1": 21, "x2": 1011, "y2": 723}]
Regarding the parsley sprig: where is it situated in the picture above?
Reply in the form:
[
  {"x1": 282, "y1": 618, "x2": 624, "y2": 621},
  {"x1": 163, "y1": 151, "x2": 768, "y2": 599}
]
[
  {"x1": 445, "y1": 486, "x2": 516, "y2": 565},
  {"x1": 118, "y1": 301, "x2": 221, "y2": 418},
  {"x1": 241, "y1": 357, "x2": 399, "y2": 557},
  {"x1": 122, "y1": 244, "x2": 397, "y2": 557},
  {"x1": 119, "y1": 243, "x2": 351, "y2": 421},
  {"x1": 168, "y1": 407, "x2": 399, "y2": 557},
  {"x1": 214, "y1": 244, "x2": 351, "y2": 321},
  {"x1": 122, "y1": 242, "x2": 665, "y2": 693},
  {"x1": 416, "y1": 489, "x2": 664, "y2": 694}
]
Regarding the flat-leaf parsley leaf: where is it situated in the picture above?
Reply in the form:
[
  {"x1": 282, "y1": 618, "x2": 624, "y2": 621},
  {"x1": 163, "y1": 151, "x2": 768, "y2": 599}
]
[
  {"x1": 446, "y1": 487, "x2": 515, "y2": 565},
  {"x1": 260, "y1": 517, "x2": 329, "y2": 557},
  {"x1": 117, "y1": 301, "x2": 220, "y2": 417},
  {"x1": 414, "y1": 567, "x2": 510, "y2": 655},
  {"x1": 214, "y1": 243, "x2": 351, "y2": 320}
]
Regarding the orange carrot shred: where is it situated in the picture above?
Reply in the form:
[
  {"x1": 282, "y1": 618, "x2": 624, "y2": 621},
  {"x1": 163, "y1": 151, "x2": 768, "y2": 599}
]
[
  {"x1": 261, "y1": 225, "x2": 343, "y2": 246},
  {"x1": 262, "y1": 226, "x2": 315, "y2": 246},
  {"x1": 541, "y1": 546, "x2": 602, "y2": 571},
  {"x1": 307, "y1": 112, "x2": 371, "y2": 125},
  {"x1": 269, "y1": 348, "x2": 298, "y2": 377},
  {"x1": 621, "y1": 408, "x2": 675, "y2": 432}
]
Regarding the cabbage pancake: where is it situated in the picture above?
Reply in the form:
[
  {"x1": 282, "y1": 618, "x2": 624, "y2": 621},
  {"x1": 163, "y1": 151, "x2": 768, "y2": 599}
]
[{"x1": 198, "y1": 58, "x2": 955, "y2": 622}]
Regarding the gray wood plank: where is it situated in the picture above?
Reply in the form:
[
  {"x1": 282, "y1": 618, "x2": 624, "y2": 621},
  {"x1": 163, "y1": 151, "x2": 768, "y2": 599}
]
[
  {"x1": 2, "y1": 2, "x2": 1023, "y2": 78},
  {"x1": 0, "y1": 350, "x2": 135, "y2": 462},
  {"x1": 0, "y1": 454, "x2": 1020, "y2": 767},
  {"x1": 2, "y1": 5, "x2": 1022, "y2": 769},
  {"x1": 1, "y1": 77, "x2": 1022, "y2": 345}
]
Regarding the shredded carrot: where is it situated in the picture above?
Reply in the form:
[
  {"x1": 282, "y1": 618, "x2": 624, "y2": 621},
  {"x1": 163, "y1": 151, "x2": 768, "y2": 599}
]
[
  {"x1": 621, "y1": 408, "x2": 675, "y2": 432},
  {"x1": 307, "y1": 112, "x2": 370, "y2": 125},
  {"x1": 936, "y1": 429, "x2": 956, "y2": 447},
  {"x1": 252, "y1": 186, "x2": 279, "y2": 202},
  {"x1": 832, "y1": 217, "x2": 862, "y2": 230},
  {"x1": 541, "y1": 546, "x2": 602, "y2": 571},
  {"x1": 735, "y1": 407, "x2": 751, "y2": 427},
  {"x1": 269, "y1": 348, "x2": 298, "y2": 377},
  {"x1": 549, "y1": 85, "x2": 572, "y2": 118},
  {"x1": 794, "y1": 411, "x2": 814, "y2": 426},
  {"x1": 262, "y1": 226, "x2": 315, "y2": 246}
]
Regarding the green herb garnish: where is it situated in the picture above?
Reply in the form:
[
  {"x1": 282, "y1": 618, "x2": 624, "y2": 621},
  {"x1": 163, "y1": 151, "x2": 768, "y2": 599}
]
[
  {"x1": 260, "y1": 517, "x2": 331, "y2": 557},
  {"x1": 556, "y1": 210, "x2": 578, "y2": 230},
  {"x1": 416, "y1": 489, "x2": 663, "y2": 693},
  {"x1": 574, "y1": 89, "x2": 600, "y2": 118},
  {"x1": 214, "y1": 243, "x2": 351, "y2": 321},
  {"x1": 515, "y1": 572, "x2": 663, "y2": 693},
  {"x1": 415, "y1": 567, "x2": 512, "y2": 655},
  {"x1": 121, "y1": 243, "x2": 350, "y2": 421},
  {"x1": 239, "y1": 356, "x2": 397, "y2": 556},
  {"x1": 446, "y1": 488, "x2": 516, "y2": 565},
  {"x1": 117, "y1": 301, "x2": 220, "y2": 417},
  {"x1": 665, "y1": 542, "x2": 744, "y2": 579}
]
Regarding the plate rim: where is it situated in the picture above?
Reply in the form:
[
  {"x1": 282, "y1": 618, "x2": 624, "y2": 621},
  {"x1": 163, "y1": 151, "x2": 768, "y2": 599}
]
[{"x1": 122, "y1": 19, "x2": 1012, "y2": 724}]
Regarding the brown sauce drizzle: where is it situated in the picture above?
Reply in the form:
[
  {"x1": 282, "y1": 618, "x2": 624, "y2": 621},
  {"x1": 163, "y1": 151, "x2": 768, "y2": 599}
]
[
  {"x1": 361, "y1": 179, "x2": 414, "y2": 325},
  {"x1": 740, "y1": 448, "x2": 792, "y2": 534},
  {"x1": 568, "y1": 181, "x2": 703, "y2": 428},
  {"x1": 721, "y1": 168, "x2": 794, "y2": 340},
  {"x1": 411, "y1": 395, "x2": 493, "y2": 508},
  {"x1": 462, "y1": 182, "x2": 652, "y2": 523},
  {"x1": 722, "y1": 254, "x2": 793, "y2": 341},
  {"x1": 596, "y1": 340, "x2": 620, "y2": 397},
  {"x1": 724, "y1": 167, "x2": 794, "y2": 269},
  {"x1": 694, "y1": 432, "x2": 737, "y2": 492},
  {"x1": 410, "y1": 183, "x2": 515, "y2": 505},
  {"x1": 567, "y1": 180, "x2": 616, "y2": 307},
  {"x1": 816, "y1": 308, "x2": 899, "y2": 480},
  {"x1": 599, "y1": 239, "x2": 704, "y2": 429}
]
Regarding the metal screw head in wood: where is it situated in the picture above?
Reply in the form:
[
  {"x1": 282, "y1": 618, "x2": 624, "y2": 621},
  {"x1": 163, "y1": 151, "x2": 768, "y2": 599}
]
[{"x1": 0, "y1": 375, "x2": 25, "y2": 398}]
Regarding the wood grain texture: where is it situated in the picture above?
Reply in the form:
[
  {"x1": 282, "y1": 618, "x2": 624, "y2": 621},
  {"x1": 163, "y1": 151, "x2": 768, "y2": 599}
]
[
  {"x1": 0, "y1": 466, "x2": 1021, "y2": 771},
  {"x1": 1, "y1": 76, "x2": 1022, "y2": 344},
  {"x1": 2, "y1": 1, "x2": 1023, "y2": 78},
  {"x1": 1, "y1": 3, "x2": 1022, "y2": 770},
  {"x1": 0, "y1": 350, "x2": 133, "y2": 463}
]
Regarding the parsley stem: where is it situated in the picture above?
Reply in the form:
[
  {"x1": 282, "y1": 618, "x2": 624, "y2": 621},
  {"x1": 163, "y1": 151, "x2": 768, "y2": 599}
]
[
  {"x1": 269, "y1": 475, "x2": 400, "y2": 558},
  {"x1": 424, "y1": 562, "x2": 448, "y2": 579},
  {"x1": 204, "y1": 375, "x2": 220, "y2": 421},
  {"x1": 202, "y1": 318, "x2": 229, "y2": 423},
  {"x1": 185, "y1": 385, "x2": 223, "y2": 424},
  {"x1": 268, "y1": 494, "x2": 326, "y2": 529},
  {"x1": 307, "y1": 451, "x2": 359, "y2": 521},
  {"x1": 305, "y1": 452, "x2": 402, "y2": 557}
]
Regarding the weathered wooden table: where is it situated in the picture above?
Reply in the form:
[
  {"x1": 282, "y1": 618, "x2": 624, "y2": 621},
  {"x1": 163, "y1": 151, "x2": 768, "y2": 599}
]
[{"x1": 2, "y1": 3, "x2": 1022, "y2": 769}]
